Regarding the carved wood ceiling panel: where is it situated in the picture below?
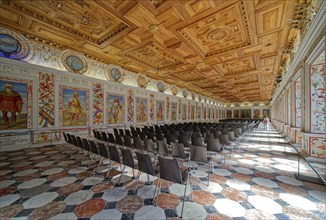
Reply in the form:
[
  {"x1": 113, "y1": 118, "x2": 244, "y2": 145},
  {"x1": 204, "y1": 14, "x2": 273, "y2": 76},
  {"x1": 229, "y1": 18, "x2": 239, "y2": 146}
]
[{"x1": 0, "y1": 0, "x2": 297, "y2": 103}]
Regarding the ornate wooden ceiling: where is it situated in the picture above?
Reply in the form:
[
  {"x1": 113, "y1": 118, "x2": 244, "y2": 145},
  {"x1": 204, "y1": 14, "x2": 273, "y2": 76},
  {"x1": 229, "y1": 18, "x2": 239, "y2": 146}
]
[{"x1": 0, "y1": 0, "x2": 299, "y2": 102}]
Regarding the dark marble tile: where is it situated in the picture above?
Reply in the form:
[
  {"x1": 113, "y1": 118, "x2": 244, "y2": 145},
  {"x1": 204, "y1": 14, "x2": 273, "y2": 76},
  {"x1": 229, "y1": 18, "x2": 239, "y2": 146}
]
[
  {"x1": 144, "y1": 198, "x2": 154, "y2": 206},
  {"x1": 274, "y1": 213, "x2": 291, "y2": 220},
  {"x1": 105, "y1": 201, "x2": 117, "y2": 209},
  {"x1": 62, "y1": 205, "x2": 77, "y2": 213},
  {"x1": 243, "y1": 190, "x2": 255, "y2": 196},
  {"x1": 82, "y1": 185, "x2": 93, "y2": 190},
  {"x1": 15, "y1": 208, "x2": 34, "y2": 217},
  {"x1": 54, "y1": 194, "x2": 67, "y2": 201},
  {"x1": 204, "y1": 205, "x2": 217, "y2": 213},
  {"x1": 213, "y1": 193, "x2": 225, "y2": 199},
  {"x1": 232, "y1": 217, "x2": 247, "y2": 220},
  {"x1": 93, "y1": 192, "x2": 104, "y2": 198},
  {"x1": 240, "y1": 201, "x2": 254, "y2": 210},
  {"x1": 274, "y1": 198, "x2": 289, "y2": 206},
  {"x1": 164, "y1": 208, "x2": 178, "y2": 218},
  {"x1": 121, "y1": 213, "x2": 134, "y2": 220}
]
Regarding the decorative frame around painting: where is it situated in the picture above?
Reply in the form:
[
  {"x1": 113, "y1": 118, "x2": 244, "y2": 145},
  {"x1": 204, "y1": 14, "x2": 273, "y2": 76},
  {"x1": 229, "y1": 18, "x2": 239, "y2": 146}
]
[
  {"x1": 156, "y1": 100, "x2": 165, "y2": 123},
  {"x1": 135, "y1": 97, "x2": 148, "y2": 123},
  {"x1": 106, "y1": 64, "x2": 124, "y2": 83},
  {"x1": 253, "y1": 109, "x2": 261, "y2": 119},
  {"x1": 171, "y1": 102, "x2": 177, "y2": 122},
  {"x1": 61, "y1": 50, "x2": 88, "y2": 74},
  {"x1": 59, "y1": 85, "x2": 89, "y2": 127},
  {"x1": 182, "y1": 103, "x2": 187, "y2": 120},
  {"x1": 38, "y1": 72, "x2": 55, "y2": 128},
  {"x1": 107, "y1": 93, "x2": 125, "y2": 125},
  {"x1": 0, "y1": 77, "x2": 32, "y2": 130},
  {"x1": 240, "y1": 109, "x2": 251, "y2": 119}
]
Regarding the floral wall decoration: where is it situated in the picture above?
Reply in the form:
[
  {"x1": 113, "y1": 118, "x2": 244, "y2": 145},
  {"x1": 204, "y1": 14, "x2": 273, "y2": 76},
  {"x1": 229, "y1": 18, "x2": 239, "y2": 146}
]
[
  {"x1": 171, "y1": 102, "x2": 177, "y2": 122},
  {"x1": 92, "y1": 83, "x2": 104, "y2": 125},
  {"x1": 187, "y1": 101, "x2": 190, "y2": 120},
  {"x1": 38, "y1": 72, "x2": 55, "y2": 128},
  {"x1": 295, "y1": 78, "x2": 301, "y2": 127},
  {"x1": 166, "y1": 96, "x2": 170, "y2": 121},
  {"x1": 149, "y1": 94, "x2": 155, "y2": 123},
  {"x1": 226, "y1": 110, "x2": 232, "y2": 118},
  {"x1": 253, "y1": 109, "x2": 260, "y2": 119},
  {"x1": 182, "y1": 89, "x2": 188, "y2": 98},
  {"x1": 240, "y1": 109, "x2": 251, "y2": 118},
  {"x1": 310, "y1": 56, "x2": 325, "y2": 133},
  {"x1": 107, "y1": 93, "x2": 124, "y2": 125},
  {"x1": 59, "y1": 85, "x2": 89, "y2": 127},
  {"x1": 157, "y1": 81, "x2": 167, "y2": 93},
  {"x1": 0, "y1": 77, "x2": 33, "y2": 130},
  {"x1": 127, "y1": 89, "x2": 134, "y2": 123},
  {"x1": 182, "y1": 103, "x2": 187, "y2": 120},
  {"x1": 178, "y1": 99, "x2": 182, "y2": 120},
  {"x1": 171, "y1": 86, "x2": 178, "y2": 96},
  {"x1": 156, "y1": 100, "x2": 165, "y2": 122}
]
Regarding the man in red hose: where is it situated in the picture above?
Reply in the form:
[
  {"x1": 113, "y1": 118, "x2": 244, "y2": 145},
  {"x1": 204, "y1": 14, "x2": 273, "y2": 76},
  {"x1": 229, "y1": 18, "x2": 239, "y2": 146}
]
[{"x1": 0, "y1": 82, "x2": 23, "y2": 128}]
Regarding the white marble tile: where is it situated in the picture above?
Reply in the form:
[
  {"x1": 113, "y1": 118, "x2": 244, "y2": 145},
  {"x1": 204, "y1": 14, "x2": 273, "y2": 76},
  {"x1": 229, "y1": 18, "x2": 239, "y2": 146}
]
[
  {"x1": 169, "y1": 183, "x2": 192, "y2": 197},
  {"x1": 226, "y1": 179, "x2": 251, "y2": 190},
  {"x1": 41, "y1": 168, "x2": 64, "y2": 176},
  {"x1": 68, "y1": 167, "x2": 88, "y2": 174},
  {"x1": 64, "y1": 190, "x2": 94, "y2": 205},
  {"x1": 248, "y1": 195, "x2": 282, "y2": 214},
  {"x1": 183, "y1": 161, "x2": 198, "y2": 168},
  {"x1": 0, "y1": 170, "x2": 12, "y2": 176},
  {"x1": 252, "y1": 177, "x2": 278, "y2": 188},
  {"x1": 0, "y1": 194, "x2": 20, "y2": 208},
  {"x1": 276, "y1": 176, "x2": 303, "y2": 186},
  {"x1": 49, "y1": 213, "x2": 78, "y2": 220},
  {"x1": 11, "y1": 162, "x2": 31, "y2": 168},
  {"x1": 50, "y1": 177, "x2": 77, "y2": 187},
  {"x1": 238, "y1": 159, "x2": 256, "y2": 165},
  {"x1": 200, "y1": 181, "x2": 223, "y2": 193},
  {"x1": 82, "y1": 176, "x2": 104, "y2": 185},
  {"x1": 57, "y1": 161, "x2": 75, "y2": 166},
  {"x1": 8, "y1": 156, "x2": 27, "y2": 161},
  {"x1": 13, "y1": 169, "x2": 38, "y2": 177},
  {"x1": 213, "y1": 168, "x2": 232, "y2": 176},
  {"x1": 280, "y1": 193, "x2": 317, "y2": 210},
  {"x1": 213, "y1": 198, "x2": 246, "y2": 218},
  {"x1": 176, "y1": 201, "x2": 207, "y2": 219},
  {"x1": 190, "y1": 169, "x2": 208, "y2": 178},
  {"x1": 225, "y1": 160, "x2": 238, "y2": 165},
  {"x1": 273, "y1": 164, "x2": 297, "y2": 172},
  {"x1": 90, "y1": 209, "x2": 122, "y2": 220},
  {"x1": 234, "y1": 167, "x2": 253, "y2": 175},
  {"x1": 30, "y1": 155, "x2": 47, "y2": 160},
  {"x1": 308, "y1": 190, "x2": 326, "y2": 203},
  {"x1": 0, "y1": 162, "x2": 9, "y2": 167},
  {"x1": 134, "y1": 205, "x2": 165, "y2": 220},
  {"x1": 139, "y1": 173, "x2": 158, "y2": 182},
  {"x1": 0, "y1": 180, "x2": 15, "y2": 189},
  {"x1": 17, "y1": 178, "x2": 47, "y2": 189},
  {"x1": 137, "y1": 185, "x2": 156, "y2": 199},
  {"x1": 9, "y1": 217, "x2": 28, "y2": 220},
  {"x1": 35, "y1": 161, "x2": 54, "y2": 167},
  {"x1": 102, "y1": 187, "x2": 128, "y2": 202},
  {"x1": 255, "y1": 166, "x2": 275, "y2": 173},
  {"x1": 23, "y1": 192, "x2": 58, "y2": 209}
]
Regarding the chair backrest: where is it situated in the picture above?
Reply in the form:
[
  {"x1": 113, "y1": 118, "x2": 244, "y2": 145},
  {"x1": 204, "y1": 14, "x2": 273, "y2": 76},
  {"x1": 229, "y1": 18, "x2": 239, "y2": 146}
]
[
  {"x1": 156, "y1": 132, "x2": 164, "y2": 141},
  {"x1": 89, "y1": 140, "x2": 99, "y2": 154},
  {"x1": 135, "y1": 151, "x2": 154, "y2": 175},
  {"x1": 156, "y1": 140, "x2": 169, "y2": 156},
  {"x1": 92, "y1": 130, "x2": 97, "y2": 139},
  {"x1": 191, "y1": 136, "x2": 202, "y2": 146},
  {"x1": 115, "y1": 134, "x2": 123, "y2": 145},
  {"x1": 144, "y1": 138, "x2": 155, "y2": 153},
  {"x1": 158, "y1": 156, "x2": 182, "y2": 184},
  {"x1": 120, "y1": 148, "x2": 135, "y2": 168},
  {"x1": 75, "y1": 136, "x2": 83, "y2": 148},
  {"x1": 125, "y1": 129, "x2": 131, "y2": 137},
  {"x1": 139, "y1": 132, "x2": 146, "y2": 140},
  {"x1": 101, "y1": 131, "x2": 108, "y2": 142},
  {"x1": 178, "y1": 135, "x2": 190, "y2": 148},
  {"x1": 147, "y1": 132, "x2": 155, "y2": 140},
  {"x1": 190, "y1": 145, "x2": 208, "y2": 163},
  {"x1": 207, "y1": 138, "x2": 223, "y2": 152},
  {"x1": 119, "y1": 128, "x2": 125, "y2": 136},
  {"x1": 171, "y1": 142, "x2": 186, "y2": 159},
  {"x1": 82, "y1": 138, "x2": 90, "y2": 151},
  {"x1": 108, "y1": 133, "x2": 115, "y2": 144},
  {"x1": 221, "y1": 134, "x2": 230, "y2": 145},
  {"x1": 113, "y1": 128, "x2": 119, "y2": 137},
  {"x1": 108, "y1": 145, "x2": 120, "y2": 163},
  {"x1": 133, "y1": 136, "x2": 144, "y2": 151},
  {"x1": 228, "y1": 131, "x2": 236, "y2": 141},
  {"x1": 123, "y1": 135, "x2": 132, "y2": 148},
  {"x1": 97, "y1": 142, "x2": 109, "y2": 158},
  {"x1": 66, "y1": 133, "x2": 72, "y2": 144}
]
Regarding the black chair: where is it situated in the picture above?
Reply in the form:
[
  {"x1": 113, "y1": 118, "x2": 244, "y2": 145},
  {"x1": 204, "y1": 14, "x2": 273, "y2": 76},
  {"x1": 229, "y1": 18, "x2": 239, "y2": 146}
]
[
  {"x1": 118, "y1": 148, "x2": 136, "y2": 185},
  {"x1": 123, "y1": 135, "x2": 132, "y2": 148},
  {"x1": 156, "y1": 156, "x2": 191, "y2": 218},
  {"x1": 115, "y1": 134, "x2": 123, "y2": 146},
  {"x1": 119, "y1": 128, "x2": 125, "y2": 137},
  {"x1": 133, "y1": 136, "x2": 144, "y2": 151},
  {"x1": 178, "y1": 135, "x2": 190, "y2": 148},
  {"x1": 191, "y1": 136, "x2": 202, "y2": 147},
  {"x1": 125, "y1": 129, "x2": 131, "y2": 137},
  {"x1": 156, "y1": 140, "x2": 169, "y2": 156},
  {"x1": 144, "y1": 138, "x2": 156, "y2": 153},
  {"x1": 108, "y1": 133, "x2": 115, "y2": 144},
  {"x1": 107, "y1": 145, "x2": 121, "y2": 178},
  {"x1": 207, "y1": 138, "x2": 225, "y2": 165},
  {"x1": 96, "y1": 142, "x2": 110, "y2": 172},
  {"x1": 171, "y1": 142, "x2": 188, "y2": 160},
  {"x1": 88, "y1": 140, "x2": 99, "y2": 166},
  {"x1": 101, "y1": 131, "x2": 108, "y2": 142}
]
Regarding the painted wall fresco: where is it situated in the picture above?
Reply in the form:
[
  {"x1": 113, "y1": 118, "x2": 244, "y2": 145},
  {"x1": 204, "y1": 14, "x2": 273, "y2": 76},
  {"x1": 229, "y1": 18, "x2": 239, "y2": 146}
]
[
  {"x1": 295, "y1": 79, "x2": 301, "y2": 128},
  {"x1": 262, "y1": 109, "x2": 270, "y2": 118},
  {"x1": 38, "y1": 72, "x2": 55, "y2": 128},
  {"x1": 34, "y1": 130, "x2": 60, "y2": 144},
  {"x1": 127, "y1": 89, "x2": 134, "y2": 123},
  {"x1": 149, "y1": 94, "x2": 155, "y2": 123},
  {"x1": 253, "y1": 109, "x2": 260, "y2": 119},
  {"x1": 197, "y1": 105, "x2": 202, "y2": 120},
  {"x1": 166, "y1": 97, "x2": 170, "y2": 121},
  {"x1": 203, "y1": 106, "x2": 207, "y2": 119},
  {"x1": 287, "y1": 88, "x2": 291, "y2": 125},
  {"x1": 59, "y1": 86, "x2": 89, "y2": 127},
  {"x1": 182, "y1": 103, "x2": 187, "y2": 120},
  {"x1": 240, "y1": 109, "x2": 251, "y2": 118},
  {"x1": 92, "y1": 83, "x2": 103, "y2": 125},
  {"x1": 0, "y1": 77, "x2": 32, "y2": 130},
  {"x1": 226, "y1": 110, "x2": 232, "y2": 118},
  {"x1": 178, "y1": 99, "x2": 182, "y2": 120},
  {"x1": 107, "y1": 94, "x2": 124, "y2": 124},
  {"x1": 135, "y1": 97, "x2": 148, "y2": 123},
  {"x1": 310, "y1": 64, "x2": 325, "y2": 133},
  {"x1": 233, "y1": 109, "x2": 239, "y2": 118},
  {"x1": 191, "y1": 105, "x2": 195, "y2": 120},
  {"x1": 156, "y1": 100, "x2": 165, "y2": 122},
  {"x1": 171, "y1": 102, "x2": 177, "y2": 122},
  {"x1": 188, "y1": 101, "x2": 190, "y2": 120},
  {"x1": 310, "y1": 137, "x2": 326, "y2": 158}
]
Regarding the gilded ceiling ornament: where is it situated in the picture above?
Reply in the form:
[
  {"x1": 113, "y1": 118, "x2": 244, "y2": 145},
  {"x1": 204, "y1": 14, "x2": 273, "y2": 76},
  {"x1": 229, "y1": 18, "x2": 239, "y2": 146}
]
[
  {"x1": 223, "y1": 59, "x2": 251, "y2": 72},
  {"x1": 60, "y1": 50, "x2": 88, "y2": 74},
  {"x1": 171, "y1": 86, "x2": 178, "y2": 96},
  {"x1": 0, "y1": 27, "x2": 30, "y2": 60},
  {"x1": 106, "y1": 64, "x2": 124, "y2": 83},
  {"x1": 207, "y1": 27, "x2": 230, "y2": 41},
  {"x1": 157, "y1": 81, "x2": 167, "y2": 93},
  {"x1": 136, "y1": 73, "x2": 150, "y2": 89}
]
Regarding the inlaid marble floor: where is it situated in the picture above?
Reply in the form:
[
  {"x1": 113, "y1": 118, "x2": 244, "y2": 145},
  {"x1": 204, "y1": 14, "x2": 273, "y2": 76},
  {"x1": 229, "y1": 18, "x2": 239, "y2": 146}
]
[{"x1": 1, "y1": 127, "x2": 325, "y2": 220}]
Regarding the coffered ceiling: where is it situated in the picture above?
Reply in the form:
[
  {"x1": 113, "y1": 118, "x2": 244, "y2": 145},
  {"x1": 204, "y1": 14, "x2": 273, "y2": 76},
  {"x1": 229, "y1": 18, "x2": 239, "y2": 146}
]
[{"x1": 0, "y1": 0, "x2": 300, "y2": 102}]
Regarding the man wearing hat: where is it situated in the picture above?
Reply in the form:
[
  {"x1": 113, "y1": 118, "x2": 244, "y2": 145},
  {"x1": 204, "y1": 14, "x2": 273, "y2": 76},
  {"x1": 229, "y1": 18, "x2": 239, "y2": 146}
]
[{"x1": 0, "y1": 82, "x2": 23, "y2": 128}]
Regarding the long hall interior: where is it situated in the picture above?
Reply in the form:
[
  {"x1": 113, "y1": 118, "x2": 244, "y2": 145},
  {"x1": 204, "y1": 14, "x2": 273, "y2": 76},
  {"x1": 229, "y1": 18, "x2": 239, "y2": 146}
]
[{"x1": 0, "y1": 0, "x2": 325, "y2": 219}]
